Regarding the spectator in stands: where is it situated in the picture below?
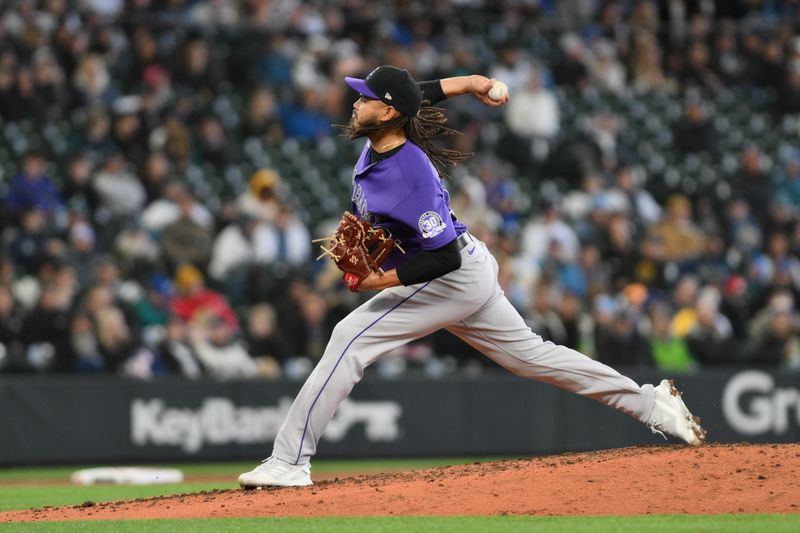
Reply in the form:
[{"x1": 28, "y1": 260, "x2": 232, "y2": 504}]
[
  {"x1": 525, "y1": 280, "x2": 568, "y2": 346},
  {"x1": 604, "y1": 166, "x2": 662, "y2": 226},
  {"x1": 749, "y1": 232, "x2": 800, "y2": 292},
  {"x1": 277, "y1": 280, "x2": 335, "y2": 359},
  {"x1": 208, "y1": 213, "x2": 264, "y2": 305},
  {"x1": 33, "y1": 48, "x2": 69, "y2": 121},
  {"x1": 140, "y1": 63, "x2": 175, "y2": 116},
  {"x1": 587, "y1": 40, "x2": 626, "y2": 94},
  {"x1": 156, "y1": 315, "x2": 203, "y2": 379},
  {"x1": 141, "y1": 181, "x2": 214, "y2": 234},
  {"x1": 720, "y1": 274, "x2": 752, "y2": 340},
  {"x1": 238, "y1": 169, "x2": 282, "y2": 223},
  {"x1": 556, "y1": 290, "x2": 584, "y2": 351},
  {"x1": 190, "y1": 315, "x2": 258, "y2": 380},
  {"x1": 592, "y1": 293, "x2": 652, "y2": 366},
  {"x1": 245, "y1": 303, "x2": 290, "y2": 377},
  {"x1": 151, "y1": 113, "x2": 194, "y2": 171},
  {"x1": 71, "y1": 52, "x2": 116, "y2": 107},
  {"x1": 140, "y1": 151, "x2": 172, "y2": 204},
  {"x1": 159, "y1": 195, "x2": 214, "y2": 272},
  {"x1": 562, "y1": 173, "x2": 605, "y2": 228},
  {"x1": 172, "y1": 35, "x2": 222, "y2": 106},
  {"x1": 746, "y1": 290, "x2": 800, "y2": 368},
  {"x1": 724, "y1": 197, "x2": 763, "y2": 256},
  {"x1": 475, "y1": 158, "x2": 521, "y2": 232},
  {"x1": 111, "y1": 107, "x2": 148, "y2": 167},
  {"x1": 92, "y1": 150, "x2": 146, "y2": 222},
  {"x1": 241, "y1": 87, "x2": 283, "y2": 142},
  {"x1": 114, "y1": 222, "x2": 160, "y2": 276},
  {"x1": 552, "y1": 33, "x2": 589, "y2": 89},
  {"x1": 5, "y1": 151, "x2": 61, "y2": 216},
  {"x1": 5, "y1": 66, "x2": 47, "y2": 124},
  {"x1": 679, "y1": 42, "x2": 721, "y2": 91},
  {"x1": 503, "y1": 66, "x2": 560, "y2": 163},
  {"x1": 774, "y1": 153, "x2": 800, "y2": 208},
  {"x1": 745, "y1": 297, "x2": 800, "y2": 369},
  {"x1": 4, "y1": 207, "x2": 53, "y2": 275},
  {"x1": 539, "y1": 238, "x2": 587, "y2": 297},
  {"x1": 132, "y1": 274, "x2": 172, "y2": 345},
  {"x1": 489, "y1": 42, "x2": 535, "y2": 94},
  {"x1": 695, "y1": 233, "x2": 732, "y2": 287},
  {"x1": 673, "y1": 98, "x2": 718, "y2": 156},
  {"x1": 68, "y1": 311, "x2": 105, "y2": 372},
  {"x1": 196, "y1": 114, "x2": 235, "y2": 171},
  {"x1": 170, "y1": 263, "x2": 238, "y2": 332},
  {"x1": 94, "y1": 304, "x2": 155, "y2": 376},
  {"x1": 20, "y1": 281, "x2": 73, "y2": 372},
  {"x1": 267, "y1": 203, "x2": 311, "y2": 267},
  {"x1": 631, "y1": 32, "x2": 674, "y2": 94},
  {"x1": 75, "y1": 108, "x2": 116, "y2": 157},
  {"x1": 669, "y1": 274, "x2": 701, "y2": 339},
  {"x1": 65, "y1": 219, "x2": 97, "y2": 287},
  {"x1": 492, "y1": 229, "x2": 530, "y2": 310},
  {"x1": 279, "y1": 87, "x2": 333, "y2": 140},
  {"x1": 520, "y1": 201, "x2": 580, "y2": 265},
  {"x1": 646, "y1": 194, "x2": 707, "y2": 268},
  {"x1": 599, "y1": 213, "x2": 641, "y2": 291},
  {"x1": 734, "y1": 145, "x2": 773, "y2": 228},
  {"x1": 583, "y1": 109, "x2": 627, "y2": 172},
  {"x1": 713, "y1": 26, "x2": 747, "y2": 86},
  {"x1": 61, "y1": 152, "x2": 98, "y2": 219},
  {"x1": 648, "y1": 301, "x2": 697, "y2": 373},
  {"x1": 448, "y1": 174, "x2": 503, "y2": 234},
  {"x1": 685, "y1": 287, "x2": 739, "y2": 365}
]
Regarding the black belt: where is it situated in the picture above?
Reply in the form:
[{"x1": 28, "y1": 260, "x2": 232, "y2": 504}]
[{"x1": 455, "y1": 232, "x2": 474, "y2": 250}]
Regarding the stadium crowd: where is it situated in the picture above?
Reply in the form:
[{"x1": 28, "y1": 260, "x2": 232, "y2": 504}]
[{"x1": 1, "y1": 0, "x2": 800, "y2": 379}]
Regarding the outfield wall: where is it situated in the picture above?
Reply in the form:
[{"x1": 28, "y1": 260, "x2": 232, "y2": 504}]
[{"x1": 1, "y1": 369, "x2": 798, "y2": 465}]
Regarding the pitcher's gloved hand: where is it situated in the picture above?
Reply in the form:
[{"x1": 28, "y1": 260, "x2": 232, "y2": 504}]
[{"x1": 314, "y1": 212, "x2": 400, "y2": 291}]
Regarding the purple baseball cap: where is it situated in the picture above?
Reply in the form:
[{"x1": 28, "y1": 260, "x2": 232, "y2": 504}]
[
  {"x1": 344, "y1": 76, "x2": 380, "y2": 100},
  {"x1": 345, "y1": 65, "x2": 422, "y2": 117}
]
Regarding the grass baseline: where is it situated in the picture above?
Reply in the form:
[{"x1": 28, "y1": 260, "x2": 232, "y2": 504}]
[
  {"x1": 0, "y1": 457, "x2": 504, "y2": 512},
  {"x1": 2, "y1": 515, "x2": 799, "y2": 533}
]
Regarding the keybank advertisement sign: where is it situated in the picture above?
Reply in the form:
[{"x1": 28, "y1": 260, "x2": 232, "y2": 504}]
[
  {"x1": 131, "y1": 397, "x2": 403, "y2": 453},
  {"x1": 722, "y1": 370, "x2": 800, "y2": 436}
]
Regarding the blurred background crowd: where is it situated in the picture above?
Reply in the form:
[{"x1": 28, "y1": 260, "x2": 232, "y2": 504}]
[{"x1": 1, "y1": 0, "x2": 800, "y2": 380}]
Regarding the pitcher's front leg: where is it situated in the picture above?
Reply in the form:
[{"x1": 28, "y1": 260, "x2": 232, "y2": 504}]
[{"x1": 271, "y1": 282, "x2": 444, "y2": 465}]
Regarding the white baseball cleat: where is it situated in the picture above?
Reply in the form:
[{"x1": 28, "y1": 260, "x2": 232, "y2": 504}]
[
  {"x1": 238, "y1": 456, "x2": 313, "y2": 488},
  {"x1": 647, "y1": 379, "x2": 707, "y2": 446}
]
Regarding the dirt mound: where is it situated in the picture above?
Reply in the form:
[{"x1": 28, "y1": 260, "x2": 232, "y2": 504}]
[{"x1": 3, "y1": 443, "x2": 799, "y2": 522}]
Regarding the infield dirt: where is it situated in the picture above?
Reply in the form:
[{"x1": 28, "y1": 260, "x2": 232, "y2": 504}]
[{"x1": 3, "y1": 443, "x2": 799, "y2": 522}]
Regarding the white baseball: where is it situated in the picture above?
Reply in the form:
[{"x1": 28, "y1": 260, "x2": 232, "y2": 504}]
[{"x1": 488, "y1": 80, "x2": 508, "y2": 101}]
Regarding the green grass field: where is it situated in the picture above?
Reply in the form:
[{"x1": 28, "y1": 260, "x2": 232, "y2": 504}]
[
  {"x1": 0, "y1": 458, "x2": 498, "y2": 512},
  {"x1": 1, "y1": 460, "x2": 797, "y2": 532},
  {"x1": 4, "y1": 515, "x2": 800, "y2": 533}
]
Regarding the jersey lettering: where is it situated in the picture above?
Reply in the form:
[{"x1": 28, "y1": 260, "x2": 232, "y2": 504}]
[{"x1": 352, "y1": 183, "x2": 369, "y2": 219}]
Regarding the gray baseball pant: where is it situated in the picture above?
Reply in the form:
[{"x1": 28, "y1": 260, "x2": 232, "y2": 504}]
[{"x1": 272, "y1": 236, "x2": 655, "y2": 465}]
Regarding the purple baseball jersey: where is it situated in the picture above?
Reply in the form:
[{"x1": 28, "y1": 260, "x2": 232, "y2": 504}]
[{"x1": 350, "y1": 140, "x2": 467, "y2": 271}]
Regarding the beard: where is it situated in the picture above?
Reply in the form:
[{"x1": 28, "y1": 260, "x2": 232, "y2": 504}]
[
  {"x1": 335, "y1": 112, "x2": 407, "y2": 140},
  {"x1": 345, "y1": 113, "x2": 380, "y2": 139}
]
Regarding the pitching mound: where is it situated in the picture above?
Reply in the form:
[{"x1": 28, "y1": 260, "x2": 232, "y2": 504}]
[{"x1": 3, "y1": 443, "x2": 799, "y2": 522}]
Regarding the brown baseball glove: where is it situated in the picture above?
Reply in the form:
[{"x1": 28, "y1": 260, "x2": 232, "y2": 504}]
[{"x1": 314, "y1": 212, "x2": 402, "y2": 291}]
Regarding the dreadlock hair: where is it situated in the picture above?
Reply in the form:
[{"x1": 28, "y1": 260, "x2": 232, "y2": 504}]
[{"x1": 334, "y1": 103, "x2": 472, "y2": 179}]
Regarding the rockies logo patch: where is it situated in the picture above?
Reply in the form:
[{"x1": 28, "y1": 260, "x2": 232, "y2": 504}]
[{"x1": 418, "y1": 211, "x2": 447, "y2": 239}]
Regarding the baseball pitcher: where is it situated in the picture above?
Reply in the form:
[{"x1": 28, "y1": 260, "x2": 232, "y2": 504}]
[{"x1": 239, "y1": 66, "x2": 706, "y2": 488}]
